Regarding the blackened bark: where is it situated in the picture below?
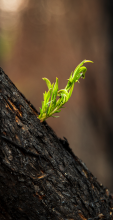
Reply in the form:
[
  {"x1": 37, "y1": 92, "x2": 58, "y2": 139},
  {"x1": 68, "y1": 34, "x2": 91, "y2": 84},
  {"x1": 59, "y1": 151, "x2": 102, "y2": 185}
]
[{"x1": 0, "y1": 67, "x2": 113, "y2": 220}]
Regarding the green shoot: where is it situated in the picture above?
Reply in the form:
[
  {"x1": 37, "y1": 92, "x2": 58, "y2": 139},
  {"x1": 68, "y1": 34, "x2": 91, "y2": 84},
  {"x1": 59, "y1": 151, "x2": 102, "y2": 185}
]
[{"x1": 38, "y1": 60, "x2": 93, "y2": 122}]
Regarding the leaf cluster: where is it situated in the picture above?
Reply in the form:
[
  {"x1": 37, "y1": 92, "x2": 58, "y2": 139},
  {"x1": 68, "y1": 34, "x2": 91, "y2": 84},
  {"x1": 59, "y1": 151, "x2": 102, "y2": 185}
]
[{"x1": 38, "y1": 60, "x2": 93, "y2": 122}]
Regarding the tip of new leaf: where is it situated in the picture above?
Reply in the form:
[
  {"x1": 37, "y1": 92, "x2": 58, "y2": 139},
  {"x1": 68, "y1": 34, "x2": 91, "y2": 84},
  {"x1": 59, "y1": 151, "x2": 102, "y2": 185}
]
[{"x1": 84, "y1": 60, "x2": 94, "y2": 63}]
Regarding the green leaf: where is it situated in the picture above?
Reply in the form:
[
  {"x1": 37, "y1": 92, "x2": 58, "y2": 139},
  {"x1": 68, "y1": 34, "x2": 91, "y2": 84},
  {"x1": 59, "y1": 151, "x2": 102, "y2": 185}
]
[
  {"x1": 51, "y1": 115, "x2": 59, "y2": 118},
  {"x1": 68, "y1": 83, "x2": 74, "y2": 100},
  {"x1": 42, "y1": 78, "x2": 52, "y2": 89},
  {"x1": 38, "y1": 60, "x2": 93, "y2": 121},
  {"x1": 52, "y1": 78, "x2": 59, "y2": 102},
  {"x1": 58, "y1": 89, "x2": 68, "y2": 97},
  {"x1": 79, "y1": 66, "x2": 87, "y2": 79},
  {"x1": 84, "y1": 60, "x2": 93, "y2": 64},
  {"x1": 55, "y1": 110, "x2": 61, "y2": 113}
]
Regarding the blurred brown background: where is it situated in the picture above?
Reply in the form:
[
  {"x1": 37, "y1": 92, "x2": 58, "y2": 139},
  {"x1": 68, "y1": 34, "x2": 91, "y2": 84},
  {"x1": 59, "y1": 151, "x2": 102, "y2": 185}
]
[{"x1": 0, "y1": 0, "x2": 113, "y2": 192}]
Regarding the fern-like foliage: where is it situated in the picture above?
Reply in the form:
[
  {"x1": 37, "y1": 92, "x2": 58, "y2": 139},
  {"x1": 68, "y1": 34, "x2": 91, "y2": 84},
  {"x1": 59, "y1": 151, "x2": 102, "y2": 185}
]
[{"x1": 38, "y1": 60, "x2": 93, "y2": 122}]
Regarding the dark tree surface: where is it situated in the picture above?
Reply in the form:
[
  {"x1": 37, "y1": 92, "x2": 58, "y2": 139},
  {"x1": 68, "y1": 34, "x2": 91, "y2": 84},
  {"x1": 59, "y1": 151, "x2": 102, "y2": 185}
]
[{"x1": 0, "y1": 67, "x2": 113, "y2": 220}]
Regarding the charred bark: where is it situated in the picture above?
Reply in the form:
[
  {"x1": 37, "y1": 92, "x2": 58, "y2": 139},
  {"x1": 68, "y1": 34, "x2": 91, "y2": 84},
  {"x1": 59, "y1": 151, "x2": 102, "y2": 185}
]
[{"x1": 0, "y1": 67, "x2": 113, "y2": 220}]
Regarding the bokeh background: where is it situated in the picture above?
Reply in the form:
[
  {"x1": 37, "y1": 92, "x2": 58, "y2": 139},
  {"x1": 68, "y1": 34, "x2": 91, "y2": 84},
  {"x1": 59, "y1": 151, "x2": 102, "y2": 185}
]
[{"x1": 0, "y1": 0, "x2": 113, "y2": 192}]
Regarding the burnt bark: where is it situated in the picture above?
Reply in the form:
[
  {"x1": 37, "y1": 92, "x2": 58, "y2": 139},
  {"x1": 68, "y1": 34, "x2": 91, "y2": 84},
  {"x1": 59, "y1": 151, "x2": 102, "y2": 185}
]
[{"x1": 0, "y1": 67, "x2": 113, "y2": 220}]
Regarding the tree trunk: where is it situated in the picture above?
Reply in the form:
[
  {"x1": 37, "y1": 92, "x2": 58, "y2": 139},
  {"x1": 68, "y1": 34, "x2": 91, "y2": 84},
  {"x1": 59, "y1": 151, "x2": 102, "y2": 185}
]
[{"x1": 0, "y1": 67, "x2": 113, "y2": 220}]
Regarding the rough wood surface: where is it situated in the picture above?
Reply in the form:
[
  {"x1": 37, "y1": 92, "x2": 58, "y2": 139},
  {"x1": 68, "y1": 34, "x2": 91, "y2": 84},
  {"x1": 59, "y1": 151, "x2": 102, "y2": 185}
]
[{"x1": 0, "y1": 67, "x2": 113, "y2": 220}]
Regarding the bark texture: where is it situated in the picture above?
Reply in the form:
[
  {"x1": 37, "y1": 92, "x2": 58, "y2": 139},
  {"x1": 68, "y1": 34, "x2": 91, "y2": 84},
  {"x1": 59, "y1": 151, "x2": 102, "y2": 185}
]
[{"x1": 0, "y1": 67, "x2": 113, "y2": 220}]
